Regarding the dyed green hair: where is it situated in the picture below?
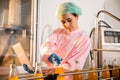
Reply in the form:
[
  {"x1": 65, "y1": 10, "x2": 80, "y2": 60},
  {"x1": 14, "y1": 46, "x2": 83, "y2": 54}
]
[{"x1": 56, "y1": 2, "x2": 82, "y2": 19}]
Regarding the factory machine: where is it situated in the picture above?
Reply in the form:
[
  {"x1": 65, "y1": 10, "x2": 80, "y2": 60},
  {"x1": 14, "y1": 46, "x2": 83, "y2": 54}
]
[
  {"x1": 0, "y1": 0, "x2": 120, "y2": 80},
  {"x1": 101, "y1": 28, "x2": 120, "y2": 65},
  {"x1": 5, "y1": 10, "x2": 120, "y2": 80}
]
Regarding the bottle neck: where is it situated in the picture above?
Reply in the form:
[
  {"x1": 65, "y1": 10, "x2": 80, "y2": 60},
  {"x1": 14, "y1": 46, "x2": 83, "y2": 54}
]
[
  {"x1": 9, "y1": 64, "x2": 18, "y2": 77},
  {"x1": 34, "y1": 63, "x2": 42, "y2": 74},
  {"x1": 113, "y1": 59, "x2": 118, "y2": 67},
  {"x1": 103, "y1": 59, "x2": 109, "y2": 69},
  {"x1": 75, "y1": 61, "x2": 80, "y2": 70},
  {"x1": 52, "y1": 57, "x2": 59, "y2": 67},
  {"x1": 90, "y1": 60, "x2": 95, "y2": 68},
  {"x1": 103, "y1": 59, "x2": 107, "y2": 66}
]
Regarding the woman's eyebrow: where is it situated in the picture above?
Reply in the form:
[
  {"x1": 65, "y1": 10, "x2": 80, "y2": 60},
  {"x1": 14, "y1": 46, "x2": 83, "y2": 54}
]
[
  {"x1": 61, "y1": 17, "x2": 71, "y2": 22},
  {"x1": 66, "y1": 18, "x2": 71, "y2": 20}
]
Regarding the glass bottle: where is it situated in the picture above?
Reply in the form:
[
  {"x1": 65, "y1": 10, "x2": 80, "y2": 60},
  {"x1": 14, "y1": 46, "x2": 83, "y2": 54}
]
[
  {"x1": 73, "y1": 61, "x2": 82, "y2": 80},
  {"x1": 8, "y1": 64, "x2": 18, "y2": 80},
  {"x1": 88, "y1": 60, "x2": 97, "y2": 80},
  {"x1": 102, "y1": 59, "x2": 110, "y2": 79},
  {"x1": 52, "y1": 57, "x2": 65, "y2": 80},
  {"x1": 34, "y1": 62, "x2": 44, "y2": 80},
  {"x1": 112, "y1": 59, "x2": 119, "y2": 77}
]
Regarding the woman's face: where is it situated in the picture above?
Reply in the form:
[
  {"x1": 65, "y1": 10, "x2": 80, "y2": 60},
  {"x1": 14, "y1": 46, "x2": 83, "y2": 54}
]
[{"x1": 60, "y1": 13, "x2": 79, "y2": 32}]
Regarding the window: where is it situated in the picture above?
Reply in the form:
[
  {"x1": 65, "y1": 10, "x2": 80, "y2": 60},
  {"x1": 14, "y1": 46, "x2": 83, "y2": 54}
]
[{"x1": 0, "y1": 0, "x2": 36, "y2": 69}]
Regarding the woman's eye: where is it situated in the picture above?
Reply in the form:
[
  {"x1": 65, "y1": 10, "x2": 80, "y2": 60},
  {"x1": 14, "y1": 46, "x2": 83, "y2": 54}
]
[
  {"x1": 62, "y1": 22, "x2": 65, "y2": 24},
  {"x1": 67, "y1": 19, "x2": 71, "y2": 22},
  {"x1": 61, "y1": 21, "x2": 65, "y2": 24}
]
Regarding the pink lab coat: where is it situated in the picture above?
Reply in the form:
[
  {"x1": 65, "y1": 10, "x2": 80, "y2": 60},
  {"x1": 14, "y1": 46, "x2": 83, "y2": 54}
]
[{"x1": 41, "y1": 28, "x2": 91, "y2": 79}]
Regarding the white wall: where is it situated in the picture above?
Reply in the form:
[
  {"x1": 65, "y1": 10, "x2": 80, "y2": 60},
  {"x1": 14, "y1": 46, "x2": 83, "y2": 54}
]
[
  {"x1": 104, "y1": 0, "x2": 120, "y2": 29},
  {"x1": 38, "y1": 0, "x2": 104, "y2": 44}
]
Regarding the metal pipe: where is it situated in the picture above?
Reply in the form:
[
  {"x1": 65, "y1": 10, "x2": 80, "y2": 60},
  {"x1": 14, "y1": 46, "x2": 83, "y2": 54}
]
[
  {"x1": 98, "y1": 20, "x2": 112, "y2": 28},
  {"x1": 96, "y1": 10, "x2": 120, "y2": 22},
  {"x1": 91, "y1": 48, "x2": 120, "y2": 52},
  {"x1": 41, "y1": 24, "x2": 53, "y2": 44},
  {"x1": 19, "y1": 68, "x2": 120, "y2": 80},
  {"x1": 99, "y1": 76, "x2": 120, "y2": 80}
]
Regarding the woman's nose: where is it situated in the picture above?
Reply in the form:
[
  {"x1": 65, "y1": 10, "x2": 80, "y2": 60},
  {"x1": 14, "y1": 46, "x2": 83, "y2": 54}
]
[{"x1": 65, "y1": 22, "x2": 70, "y2": 27}]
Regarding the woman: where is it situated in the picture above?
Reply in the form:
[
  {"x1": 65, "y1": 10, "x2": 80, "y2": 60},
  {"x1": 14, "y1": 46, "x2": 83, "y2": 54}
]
[{"x1": 41, "y1": 2, "x2": 91, "y2": 73}]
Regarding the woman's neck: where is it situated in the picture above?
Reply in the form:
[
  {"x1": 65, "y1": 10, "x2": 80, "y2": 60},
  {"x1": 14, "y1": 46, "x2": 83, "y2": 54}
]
[{"x1": 70, "y1": 26, "x2": 79, "y2": 32}]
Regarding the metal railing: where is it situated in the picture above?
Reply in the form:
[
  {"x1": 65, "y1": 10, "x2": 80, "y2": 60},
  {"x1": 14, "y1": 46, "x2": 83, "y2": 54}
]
[{"x1": 18, "y1": 67, "x2": 120, "y2": 80}]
